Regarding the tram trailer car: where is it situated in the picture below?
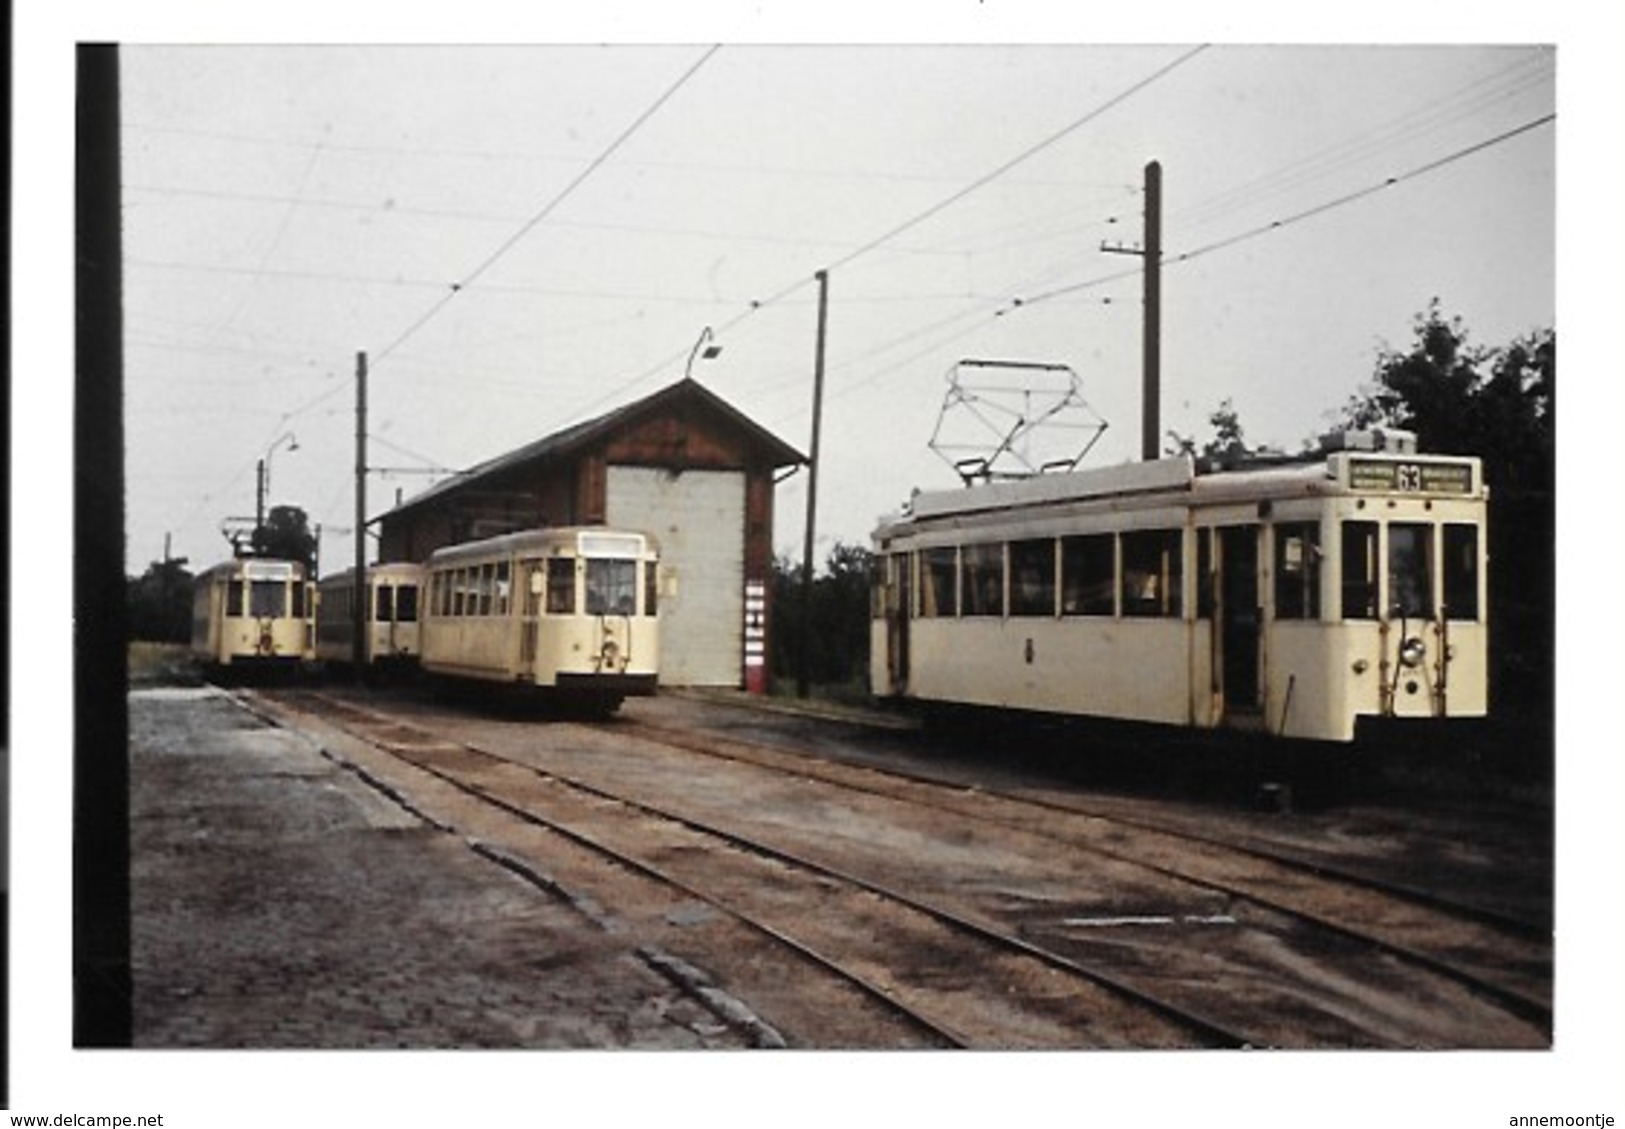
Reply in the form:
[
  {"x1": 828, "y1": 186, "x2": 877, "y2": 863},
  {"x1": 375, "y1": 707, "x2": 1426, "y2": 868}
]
[
  {"x1": 191, "y1": 556, "x2": 314, "y2": 670},
  {"x1": 315, "y1": 561, "x2": 425, "y2": 673},
  {"x1": 870, "y1": 433, "x2": 1488, "y2": 743},
  {"x1": 420, "y1": 526, "x2": 660, "y2": 711}
]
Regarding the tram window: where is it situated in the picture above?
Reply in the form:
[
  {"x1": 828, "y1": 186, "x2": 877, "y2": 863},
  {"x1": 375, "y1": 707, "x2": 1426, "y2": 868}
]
[
  {"x1": 546, "y1": 557, "x2": 576, "y2": 614},
  {"x1": 1389, "y1": 522, "x2": 1434, "y2": 619},
  {"x1": 587, "y1": 558, "x2": 637, "y2": 615},
  {"x1": 1274, "y1": 523, "x2": 1321, "y2": 620},
  {"x1": 1196, "y1": 529, "x2": 1215, "y2": 619},
  {"x1": 294, "y1": 582, "x2": 308, "y2": 619},
  {"x1": 1442, "y1": 525, "x2": 1479, "y2": 621},
  {"x1": 1010, "y1": 539, "x2": 1057, "y2": 617},
  {"x1": 250, "y1": 580, "x2": 286, "y2": 618},
  {"x1": 227, "y1": 580, "x2": 245, "y2": 617},
  {"x1": 397, "y1": 584, "x2": 419, "y2": 623},
  {"x1": 1061, "y1": 534, "x2": 1115, "y2": 616},
  {"x1": 375, "y1": 584, "x2": 394, "y2": 623},
  {"x1": 493, "y1": 561, "x2": 511, "y2": 617},
  {"x1": 644, "y1": 561, "x2": 659, "y2": 617},
  {"x1": 1341, "y1": 522, "x2": 1379, "y2": 620},
  {"x1": 1121, "y1": 530, "x2": 1182, "y2": 618},
  {"x1": 960, "y1": 543, "x2": 1004, "y2": 617},
  {"x1": 919, "y1": 548, "x2": 958, "y2": 618}
]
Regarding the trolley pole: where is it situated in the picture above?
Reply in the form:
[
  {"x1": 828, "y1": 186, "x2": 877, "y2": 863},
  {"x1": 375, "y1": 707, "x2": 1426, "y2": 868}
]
[
  {"x1": 797, "y1": 269, "x2": 830, "y2": 699},
  {"x1": 353, "y1": 350, "x2": 368, "y2": 669}
]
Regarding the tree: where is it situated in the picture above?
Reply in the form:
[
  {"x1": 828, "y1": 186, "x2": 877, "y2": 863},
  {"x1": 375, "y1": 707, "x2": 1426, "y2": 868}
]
[
  {"x1": 127, "y1": 556, "x2": 194, "y2": 642},
  {"x1": 1165, "y1": 398, "x2": 1252, "y2": 465},
  {"x1": 1336, "y1": 299, "x2": 1553, "y2": 488},
  {"x1": 770, "y1": 541, "x2": 874, "y2": 696},
  {"x1": 251, "y1": 504, "x2": 319, "y2": 572}
]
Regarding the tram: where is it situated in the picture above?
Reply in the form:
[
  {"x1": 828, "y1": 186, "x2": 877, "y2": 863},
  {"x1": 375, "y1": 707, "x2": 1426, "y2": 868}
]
[
  {"x1": 190, "y1": 556, "x2": 314, "y2": 670},
  {"x1": 870, "y1": 432, "x2": 1488, "y2": 743},
  {"x1": 314, "y1": 562, "x2": 425, "y2": 674},
  {"x1": 419, "y1": 526, "x2": 660, "y2": 712}
]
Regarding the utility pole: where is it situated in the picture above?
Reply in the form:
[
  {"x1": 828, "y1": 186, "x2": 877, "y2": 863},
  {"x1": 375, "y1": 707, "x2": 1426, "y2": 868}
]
[
  {"x1": 255, "y1": 459, "x2": 266, "y2": 534},
  {"x1": 353, "y1": 351, "x2": 368, "y2": 669},
  {"x1": 797, "y1": 269, "x2": 830, "y2": 699},
  {"x1": 1101, "y1": 159, "x2": 1163, "y2": 461}
]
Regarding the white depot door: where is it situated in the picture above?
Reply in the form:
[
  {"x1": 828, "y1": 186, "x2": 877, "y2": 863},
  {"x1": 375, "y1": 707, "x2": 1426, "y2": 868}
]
[{"x1": 606, "y1": 466, "x2": 745, "y2": 687}]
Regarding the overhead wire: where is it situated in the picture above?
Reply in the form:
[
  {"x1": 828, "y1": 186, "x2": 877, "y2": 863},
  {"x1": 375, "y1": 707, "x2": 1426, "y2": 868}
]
[{"x1": 559, "y1": 45, "x2": 1209, "y2": 426}]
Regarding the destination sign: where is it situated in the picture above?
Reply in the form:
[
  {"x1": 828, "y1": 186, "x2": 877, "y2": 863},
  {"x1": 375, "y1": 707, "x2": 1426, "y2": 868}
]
[
  {"x1": 1346, "y1": 458, "x2": 1474, "y2": 495},
  {"x1": 243, "y1": 560, "x2": 296, "y2": 580}
]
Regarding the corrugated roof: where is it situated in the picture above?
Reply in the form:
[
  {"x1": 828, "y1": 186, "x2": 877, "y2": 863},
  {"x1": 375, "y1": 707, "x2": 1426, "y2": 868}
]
[{"x1": 379, "y1": 377, "x2": 805, "y2": 522}]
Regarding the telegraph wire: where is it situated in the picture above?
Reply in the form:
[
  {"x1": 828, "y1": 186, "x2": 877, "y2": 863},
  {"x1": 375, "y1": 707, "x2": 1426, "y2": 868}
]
[
  {"x1": 559, "y1": 46, "x2": 1206, "y2": 427},
  {"x1": 370, "y1": 44, "x2": 723, "y2": 367},
  {"x1": 262, "y1": 44, "x2": 721, "y2": 437},
  {"x1": 820, "y1": 45, "x2": 1208, "y2": 278},
  {"x1": 791, "y1": 107, "x2": 1554, "y2": 423},
  {"x1": 1008, "y1": 111, "x2": 1556, "y2": 312}
]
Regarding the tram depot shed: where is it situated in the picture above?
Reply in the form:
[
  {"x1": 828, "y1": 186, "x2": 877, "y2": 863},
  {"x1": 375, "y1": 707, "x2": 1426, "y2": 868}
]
[{"x1": 375, "y1": 378, "x2": 804, "y2": 689}]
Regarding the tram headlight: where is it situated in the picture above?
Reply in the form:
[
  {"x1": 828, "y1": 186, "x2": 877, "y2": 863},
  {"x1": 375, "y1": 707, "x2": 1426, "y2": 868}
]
[{"x1": 1399, "y1": 636, "x2": 1426, "y2": 668}]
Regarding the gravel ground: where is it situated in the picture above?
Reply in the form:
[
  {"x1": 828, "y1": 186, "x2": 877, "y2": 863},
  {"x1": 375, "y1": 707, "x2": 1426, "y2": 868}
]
[{"x1": 128, "y1": 685, "x2": 749, "y2": 1049}]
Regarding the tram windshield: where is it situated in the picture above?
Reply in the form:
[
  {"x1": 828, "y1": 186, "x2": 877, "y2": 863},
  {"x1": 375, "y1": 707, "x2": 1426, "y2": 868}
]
[
  {"x1": 1388, "y1": 523, "x2": 1433, "y2": 619},
  {"x1": 586, "y1": 558, "x2": 638, "y2": 615},
  {"x1": 250, "y1": 580, "x2": 286, "y2": 618}
]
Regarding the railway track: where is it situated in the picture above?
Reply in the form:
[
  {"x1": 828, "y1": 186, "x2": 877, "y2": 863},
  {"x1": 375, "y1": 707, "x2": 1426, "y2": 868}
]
[
  {"x1": 244, "y1": 688, "x2": 1245, "y2": 1049},
  {"x1": 612, "y1": 713, "x2": 1553, "y2": 1032},
  {"x1": 242, "y1": 686, "x2": 1550, "y2": 1048}
]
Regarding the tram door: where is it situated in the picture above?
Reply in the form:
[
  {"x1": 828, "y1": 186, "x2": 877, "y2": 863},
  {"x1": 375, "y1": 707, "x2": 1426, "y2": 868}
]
[
  {"x1": 1217, "y1": 525, "x2": 1261, "y2": 716},
  {"x1": 885, "y1": 553, "x2": 910, "y2": 694}
]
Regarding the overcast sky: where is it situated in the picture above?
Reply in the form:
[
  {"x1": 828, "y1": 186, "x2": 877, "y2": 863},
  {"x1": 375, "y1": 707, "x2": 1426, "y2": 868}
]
[
  {"x1": 114, "y1": 41, "x2": 1560, "y2": 575},
  {"x1": 13, "y1": 2, "x2": 1625, "y2": 1126}
]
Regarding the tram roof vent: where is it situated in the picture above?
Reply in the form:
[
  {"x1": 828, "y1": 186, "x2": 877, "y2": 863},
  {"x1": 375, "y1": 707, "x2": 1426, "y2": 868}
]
[{"x1": 1319, "y1": 428, "x2": 1417, "y2": 455}]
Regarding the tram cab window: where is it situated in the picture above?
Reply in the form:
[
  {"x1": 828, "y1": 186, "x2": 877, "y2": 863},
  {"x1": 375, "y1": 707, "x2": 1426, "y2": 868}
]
[
  {"x1": 1010, "y1": 539, "x2": 1057, "y2": 617},
  {"x1": 1389, "y1": 522, "x2": 1434, "y2": 619},
  {"x1": 375, "y1": 584, "x2": 394, "y2": 623},
  {"x1": 1341, "y1": 522, "x2": 1379, "y2": 620},
  {"x1": 1274, "y1": 523, "x2": 1321, "y2": 620},
  {"x1": 250, "y1": 580, "x2": 286, "y2": 618},
  {"x1": 1121, "y1": 530, "x2": 1182, "y2": 618},
  {"x1": 960, "y1": 543, "x2": 1005, "y2": 617},
  {"x1": 919, "y1": 547, "x2": 958, "y2": 618},
  {"x1": 546, "y1": 557, "x2": 576, "y2": 614},
  {"x1": 586, "y1": 558, "x2": 637, "y2": 616},
  {"x1": 227, "y1": 580, "x2": 245, "y2": 617},
  {"x1": 1061, "y1": 534, "x2": 1115, "y2": 616},
  {"x1": 397, "y1": 584, "x2": 419, "y2": 623},
  {"x1": 1443, "y1": 524, "x2": 1479, "y2": 621},
  {"x1": 644, "y1": 561, "x2": 659, "y2": 617}
]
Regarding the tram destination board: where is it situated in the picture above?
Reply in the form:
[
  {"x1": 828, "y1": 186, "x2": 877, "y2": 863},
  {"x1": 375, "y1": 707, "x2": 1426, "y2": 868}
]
[{"x1": 1346, "y1": 457, "x2": 1475, "y2": 495}]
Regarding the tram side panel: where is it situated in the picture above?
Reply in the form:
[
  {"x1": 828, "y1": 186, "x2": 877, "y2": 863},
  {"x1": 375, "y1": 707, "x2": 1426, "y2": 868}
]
[{"x1": 904, "y1": 617, "x2": 1199, "y2": 728}]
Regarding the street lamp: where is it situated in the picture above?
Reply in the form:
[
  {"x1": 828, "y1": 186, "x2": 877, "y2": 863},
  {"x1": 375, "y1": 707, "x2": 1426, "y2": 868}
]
[
  {"x1": 685, "y1": 326, "x2": 722, "y2": 380},
  {"x1": 256, "y1": 431, "x2": 300, "y2": 533}
]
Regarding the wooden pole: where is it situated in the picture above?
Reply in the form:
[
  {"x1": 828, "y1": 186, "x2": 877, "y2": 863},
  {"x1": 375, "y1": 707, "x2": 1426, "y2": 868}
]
[{"x1": 797, "y1": 269, "x2": 830, "y2": 698}]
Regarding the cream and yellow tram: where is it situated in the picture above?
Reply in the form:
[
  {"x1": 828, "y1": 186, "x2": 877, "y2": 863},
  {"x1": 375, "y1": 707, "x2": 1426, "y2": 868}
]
[
  {"x1": 420, "y1": 526, "x2": 660, "y2": 711},
  {"x1": 870, "y1": 434, "x2": 1488, "y2": 742},
  {"x1": 315, "y1": 562, "x2": 424, "y2": 672},
  {"x1": 190, "y1": 556, "x2": 314, "y2": 670}
]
